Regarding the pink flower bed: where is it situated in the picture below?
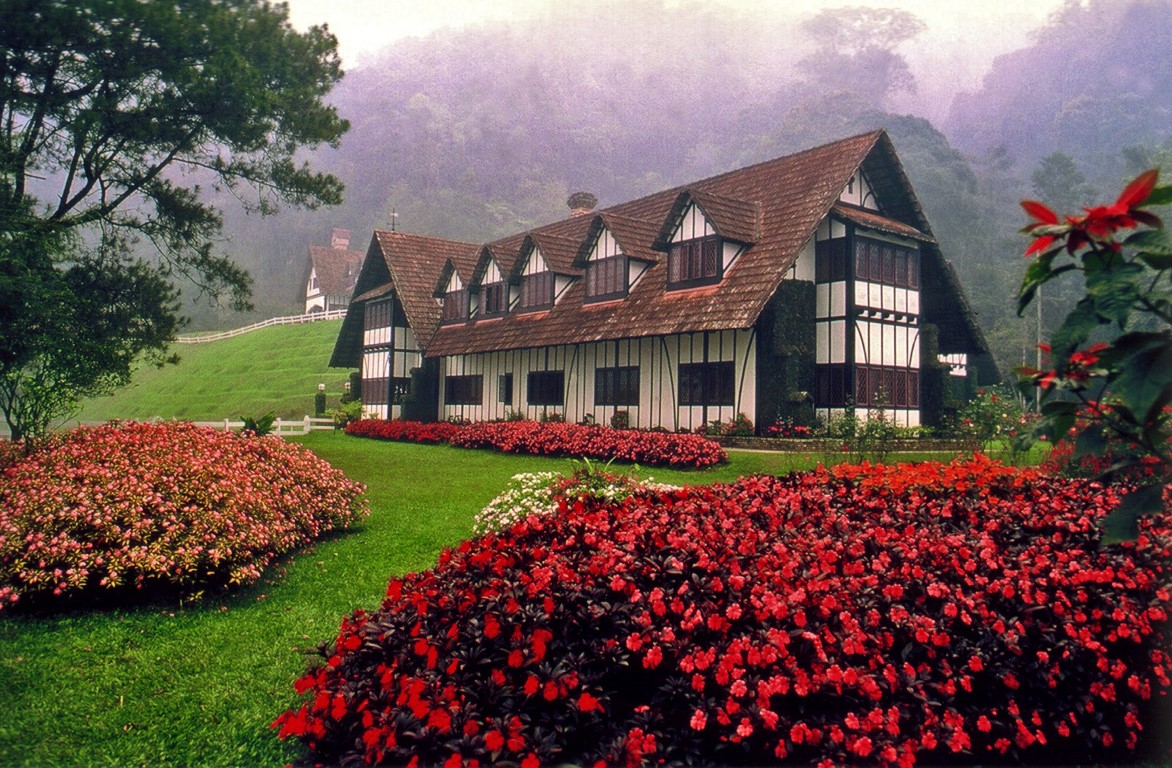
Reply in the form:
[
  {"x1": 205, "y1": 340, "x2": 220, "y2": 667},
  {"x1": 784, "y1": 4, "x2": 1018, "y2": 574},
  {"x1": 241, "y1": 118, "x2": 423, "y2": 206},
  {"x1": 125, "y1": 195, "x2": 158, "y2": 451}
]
[
  {"x1": 345, "y1": 419, "x2": 727, "y2": 469},
  {"x1": 274, "y1": 456, "x2": 1172, "y2": 767},
  {"x1": 0, "y1": 421, "x2": 367, "y2": 611}
]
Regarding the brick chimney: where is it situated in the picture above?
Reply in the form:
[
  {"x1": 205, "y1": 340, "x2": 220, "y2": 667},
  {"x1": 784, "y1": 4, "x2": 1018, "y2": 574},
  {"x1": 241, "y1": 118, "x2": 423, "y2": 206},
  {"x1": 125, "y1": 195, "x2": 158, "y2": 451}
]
[
  {"x1": 567, "y1": 191, "x2": 598, "y2": 218},
  {"x1": 331, "y1": 228, "x2": 351, "y2": 250}
]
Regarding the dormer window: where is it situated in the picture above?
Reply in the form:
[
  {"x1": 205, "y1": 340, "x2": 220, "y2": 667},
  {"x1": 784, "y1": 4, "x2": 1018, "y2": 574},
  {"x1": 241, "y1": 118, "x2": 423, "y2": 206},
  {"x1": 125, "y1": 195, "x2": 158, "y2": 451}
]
[
  {"x1": 668, "y1": 235, "x2": 721, "y2": 288},
  {"x1": 442, "y1": 288, "x2": 469, "y2": 324},
  {"x1": 518, "y1": 271, "x2": 554, "y2": 311},
  {"x1": 481, "y1": 281, "x2": 507, "y2": 317},
  {"x1": 585, "y1": 254, "x2": 628, "y2": 302}
]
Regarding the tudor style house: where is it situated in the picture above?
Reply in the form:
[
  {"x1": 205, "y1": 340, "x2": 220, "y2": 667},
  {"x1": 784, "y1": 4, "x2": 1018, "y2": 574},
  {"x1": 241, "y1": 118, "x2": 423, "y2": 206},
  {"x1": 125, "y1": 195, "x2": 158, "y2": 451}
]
[
  {"x1": 303, "y1": 228, "x2": 364, "y2": 313},
  {"x1": 330, "y1": 131, "x2": 995, "y2": 432}
]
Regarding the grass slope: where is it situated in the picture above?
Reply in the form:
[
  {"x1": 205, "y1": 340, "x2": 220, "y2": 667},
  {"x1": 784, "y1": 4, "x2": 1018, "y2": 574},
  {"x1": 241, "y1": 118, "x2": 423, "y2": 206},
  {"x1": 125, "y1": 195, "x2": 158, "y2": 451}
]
[
  {"x1": 0, "y1": 436, "x2": 842, "y2": 768},
  {"x1": 74, "y1": 320, "x2": 350, "y2": 423}
]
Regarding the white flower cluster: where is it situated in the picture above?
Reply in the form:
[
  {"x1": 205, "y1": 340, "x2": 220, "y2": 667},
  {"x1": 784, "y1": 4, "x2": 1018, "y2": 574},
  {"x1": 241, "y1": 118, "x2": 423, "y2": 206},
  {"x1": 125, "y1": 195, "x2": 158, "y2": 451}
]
[
  {"x1": 473, "y1": 469, "x2": 682, "y2": 536},
  {"x1": 473, "y1": 472, "x2": 561, "y2": 535}
]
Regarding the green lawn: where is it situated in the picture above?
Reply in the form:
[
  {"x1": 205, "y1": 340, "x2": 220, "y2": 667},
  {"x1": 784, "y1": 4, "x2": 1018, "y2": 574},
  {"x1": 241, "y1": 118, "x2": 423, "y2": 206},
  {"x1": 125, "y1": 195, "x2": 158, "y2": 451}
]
[
  {"x1": 0, "y1": 435, "x2": 871, "y2": 768},
  {"x1": 73, "y1": 320, "x2": 348, "y2": 424}
]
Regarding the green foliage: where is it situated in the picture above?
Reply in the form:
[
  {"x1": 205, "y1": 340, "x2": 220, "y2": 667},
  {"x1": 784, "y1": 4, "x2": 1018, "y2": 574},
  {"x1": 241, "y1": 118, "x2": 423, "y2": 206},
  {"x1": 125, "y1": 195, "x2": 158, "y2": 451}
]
[
  {"x1": 821, "y1": 402, "x2": 902, "y2": 464},
  {"x1": 0, "y1": 0, "x2": 348, "y2": 442},
  {"x1": 1018, "y1": 168, "x2": 1172, "y2": 536},
  {"x1": 238, "y1": 412, "x2": 277, "y2": 437},
  {"x1": 701, "y1": 412, "x2": 755, "y2": 436},
  {"x1": 0, "y1": 231, "x2": 180, "y2": 444},
  {"x1": 950, "y1": 385, "x2": 1037, "y2": 449},
  {"x1": 330, "y1": 400, "x2": 365, "y2": 429}
]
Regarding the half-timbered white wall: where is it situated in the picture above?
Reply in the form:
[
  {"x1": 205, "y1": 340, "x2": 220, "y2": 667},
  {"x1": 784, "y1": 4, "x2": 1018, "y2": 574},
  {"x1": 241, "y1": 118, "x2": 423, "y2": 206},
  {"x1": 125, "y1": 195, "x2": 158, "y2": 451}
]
[
  {"x1": 813, "y1": 216, "x2": 922, "y2": 427},
  {"x1": 584, "y1": 226, "x2": 652, "y2": 293},
  {"x1": 305, "y1": 267, "x2": 325, "y2": 313},
  {"x1": 670, "y1": 203, "x2": 745, "y2": 273},
  {"x1": 437, "y1": 330, "x2": 757, "y2": 432},
  {"x1": 838, "y1": 169, "x2": 879, "y2": 210},
  {"x1": 361, "y1": 294, "x2": 423, "y2": 420},
  {"x1": 482, "y1": 260, "x2": 503, "y2": 284},
  {"x1": 789, "y1": 237, "x2": 816, "y2": 282},
  {"x1": 814, "y1": 217, "x2": 850, "y2": 371}
]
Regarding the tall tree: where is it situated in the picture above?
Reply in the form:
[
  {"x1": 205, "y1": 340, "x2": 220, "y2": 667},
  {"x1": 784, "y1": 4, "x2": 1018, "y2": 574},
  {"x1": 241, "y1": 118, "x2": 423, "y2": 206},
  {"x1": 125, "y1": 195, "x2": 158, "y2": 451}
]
[
  {"x1": 798, "y1": 7, "x2": 926, "y2": 107},
  {"x1": 0, "y1": 0, "x2": 349, "y2": 441},
  {"x1": 1031, "y1": 152, "x2": 1097, "y2": 214}
]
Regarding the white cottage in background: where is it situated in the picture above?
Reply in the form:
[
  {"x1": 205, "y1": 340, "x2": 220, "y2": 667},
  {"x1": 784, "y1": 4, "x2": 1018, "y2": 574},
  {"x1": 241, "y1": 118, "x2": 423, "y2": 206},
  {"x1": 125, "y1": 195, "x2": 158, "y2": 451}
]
[
  {"x1": 331, "y1": 131, "x2": 995, "y2": 430},
  {"x1": 303, "y1": 228, "x2": 363, "y2": 313}
]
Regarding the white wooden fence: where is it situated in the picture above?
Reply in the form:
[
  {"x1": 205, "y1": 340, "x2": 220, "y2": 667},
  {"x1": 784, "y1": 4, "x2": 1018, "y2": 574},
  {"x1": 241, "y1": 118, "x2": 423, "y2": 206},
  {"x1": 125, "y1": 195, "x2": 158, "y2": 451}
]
[
  {"x1": 189, "y1": 416, "x2": 337, "y2": 435},
  {"x1": 175, "y1": 309, "x2": 347, "y2": 344}
]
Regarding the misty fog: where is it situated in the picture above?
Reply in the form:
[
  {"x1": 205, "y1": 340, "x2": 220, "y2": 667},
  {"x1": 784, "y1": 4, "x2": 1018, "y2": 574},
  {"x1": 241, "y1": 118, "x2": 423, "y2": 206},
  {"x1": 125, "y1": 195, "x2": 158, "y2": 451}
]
[{"x1": 198, "y1": 0, "x2": 1172, "y2": 374}]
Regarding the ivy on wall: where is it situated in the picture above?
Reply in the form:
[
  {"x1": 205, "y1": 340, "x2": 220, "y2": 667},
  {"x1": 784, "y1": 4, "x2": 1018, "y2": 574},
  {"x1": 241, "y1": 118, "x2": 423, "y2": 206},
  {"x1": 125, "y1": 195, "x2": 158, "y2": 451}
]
[{"x1": 755, "y1": 280, "x2": 817, "y2": 430}]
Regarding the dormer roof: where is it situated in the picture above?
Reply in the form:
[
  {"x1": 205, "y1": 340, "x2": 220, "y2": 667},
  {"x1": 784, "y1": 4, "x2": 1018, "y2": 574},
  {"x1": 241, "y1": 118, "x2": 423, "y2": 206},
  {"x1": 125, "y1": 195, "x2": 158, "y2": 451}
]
[
  {"x1": 514, "y1": 231, "x2": 584, "y2": 279},
  {"x1": 469, "y1": 240, "x2": 524, "y2": 288},
  {"x1": 652, "y1": 188, "x2": 761, "y2": 251},
  {"x1": 574, "y1": 212, "x2": 662, "y2": 268}
]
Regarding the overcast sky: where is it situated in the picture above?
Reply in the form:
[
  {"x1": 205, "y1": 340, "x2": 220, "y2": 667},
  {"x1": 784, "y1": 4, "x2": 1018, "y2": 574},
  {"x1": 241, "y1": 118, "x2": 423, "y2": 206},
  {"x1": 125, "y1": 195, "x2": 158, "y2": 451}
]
[{"x1": 284, "y1": 0, "x2": 1068, "y2": 120}]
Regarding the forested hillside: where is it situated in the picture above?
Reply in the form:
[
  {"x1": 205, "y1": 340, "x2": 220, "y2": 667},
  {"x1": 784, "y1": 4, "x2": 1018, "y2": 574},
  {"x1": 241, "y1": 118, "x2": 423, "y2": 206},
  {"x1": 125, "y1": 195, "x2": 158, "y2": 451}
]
[{"x1": 196, "y1": 0, "x2": 1172, "y2": 375}]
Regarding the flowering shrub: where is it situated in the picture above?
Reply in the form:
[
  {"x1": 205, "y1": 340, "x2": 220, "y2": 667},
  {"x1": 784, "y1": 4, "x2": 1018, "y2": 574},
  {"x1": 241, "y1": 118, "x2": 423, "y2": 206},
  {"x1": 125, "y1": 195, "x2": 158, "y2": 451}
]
[
  {"x1": 1042, "y1": 403, "x2": 1166, "y2": 480},
  {"x1": 452, "y1": 421, "x2": 725, "y2": 469},
  {"x1": 0, "y1": 439, "x2": 22, "y2": 470},
  {"x1": 699, "y1": 412, "x2": 755, "y2": 436},
  {"x1": 763, "y1": 418, "x2": 813, "y2": 438},
  {"x1": 472, "y1": 465, "x2": 679, "y2": 536},
  {"x1": 1019, "y1": 169, "x2": 1172, "y2": 534},
  {"x1": 274, "y1": 456, "x2": 1171, "y2": 767},
  {"x1": 949, "y1": 386, "x2": 1039, "y2": 450},
  {"x1": 346, "y1": 419, "x2": 727, "y2": 469},
  {"x1": 0, "y1": 421, "x2": 367, "y2": 611}
]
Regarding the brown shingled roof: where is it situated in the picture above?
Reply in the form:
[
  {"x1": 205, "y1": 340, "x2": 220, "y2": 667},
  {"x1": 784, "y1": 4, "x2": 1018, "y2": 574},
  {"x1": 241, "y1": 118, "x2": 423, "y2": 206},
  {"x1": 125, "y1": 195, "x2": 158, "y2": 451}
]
[
  {"x1": 332, "y1": 130, "x2": 992, "y2": 371},
  {"x1": 654, "y1": 188, "x2": 761, "y2": 250},
  {"x1": 516, "y1": 231, "x2": 584, "y2": 277},
  {"x1": 425, "y1": 131, "x2": 887, "y2": 357},
  {"x1": 830, "y1": 203, "x2": 935, "y2": 243},
  {"x1": 470, "y1": 239, "x2": 524, "y2": 286}
]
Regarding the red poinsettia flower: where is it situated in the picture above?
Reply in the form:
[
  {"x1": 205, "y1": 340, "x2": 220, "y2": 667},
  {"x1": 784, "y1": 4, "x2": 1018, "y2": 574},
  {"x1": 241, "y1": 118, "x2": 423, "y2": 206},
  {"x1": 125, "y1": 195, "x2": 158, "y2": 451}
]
[
  {"x1": 1022, "y1": 169, "x2": 1162, "y2": 256},
  {"x1": 1068, "y1": 169, "x2": 1161, "y2": 248}
]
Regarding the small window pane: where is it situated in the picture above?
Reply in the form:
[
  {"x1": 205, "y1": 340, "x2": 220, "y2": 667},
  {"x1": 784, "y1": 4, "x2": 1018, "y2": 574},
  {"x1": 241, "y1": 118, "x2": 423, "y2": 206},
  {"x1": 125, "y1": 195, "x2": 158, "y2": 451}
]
[
  {"x1": 678, "y1": 362, "x2": 734, "y2": 406},
  {"x1": 527, "y1": 371, "x2": 564, "y2": 406},
  {"x1": 444, "y1": 375, "x2": 482, "y2": 405}
]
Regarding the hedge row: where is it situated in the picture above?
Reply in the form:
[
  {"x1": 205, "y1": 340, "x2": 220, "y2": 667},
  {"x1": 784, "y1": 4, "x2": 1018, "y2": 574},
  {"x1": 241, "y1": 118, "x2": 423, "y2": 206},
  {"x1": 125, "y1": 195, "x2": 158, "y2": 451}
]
[{"x1": 345, "y1": 419, "x2": 727, "y2": 469}]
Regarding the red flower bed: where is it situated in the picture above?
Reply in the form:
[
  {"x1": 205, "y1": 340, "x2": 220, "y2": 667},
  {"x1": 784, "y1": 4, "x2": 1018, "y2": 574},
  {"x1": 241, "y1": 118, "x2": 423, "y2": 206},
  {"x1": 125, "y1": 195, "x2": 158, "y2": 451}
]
[
  {"x1": 345, "y1": 419, "x2": 727, "y2": 469},
  {"x1": 273, "y1": 456, "x2": 1172, "y2": 766},
  {"x1": 345, "y1": 419, "x2": 462, "y2": 444},
  {"x1": 0, "y1": 421, "x2": 367, "y2": 611}
]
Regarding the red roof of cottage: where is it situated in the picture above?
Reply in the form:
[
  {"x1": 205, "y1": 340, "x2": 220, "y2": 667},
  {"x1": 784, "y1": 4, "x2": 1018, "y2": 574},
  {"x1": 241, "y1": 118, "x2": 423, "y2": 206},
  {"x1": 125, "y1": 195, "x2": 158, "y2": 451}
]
[{"x1": 308, "y1": 245, "x2": 364, "y2": 297}]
